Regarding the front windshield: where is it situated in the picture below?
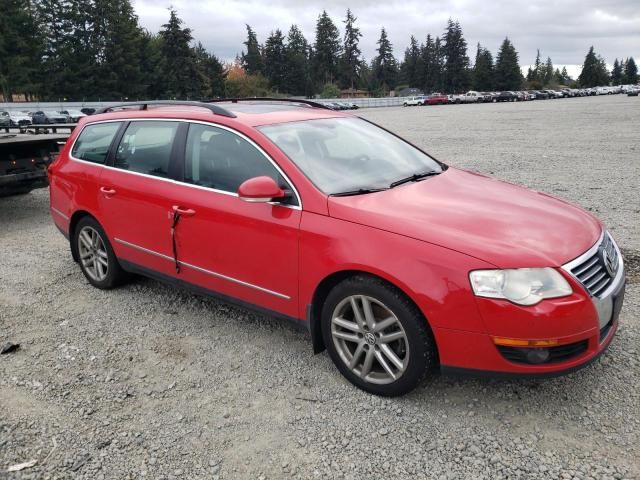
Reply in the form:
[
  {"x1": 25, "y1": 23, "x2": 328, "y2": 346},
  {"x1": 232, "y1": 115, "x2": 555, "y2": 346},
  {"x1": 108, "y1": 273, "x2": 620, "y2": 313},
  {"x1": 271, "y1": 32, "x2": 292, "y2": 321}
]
[{"x1": 259, "y1": 117, "x2": 443, "y2": 195}]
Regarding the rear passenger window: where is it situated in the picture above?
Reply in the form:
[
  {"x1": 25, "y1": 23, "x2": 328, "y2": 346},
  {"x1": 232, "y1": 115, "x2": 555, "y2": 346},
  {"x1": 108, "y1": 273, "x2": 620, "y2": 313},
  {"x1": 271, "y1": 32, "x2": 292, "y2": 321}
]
[
  {"x1": 71, "y1": 122, "x2": 121, "y2": 164},
  {"x1": 184, "y1": 123, "x2": 295, "y2": 204},
  {"x1": 114, "y1": 121, "x2": 178, "y2": 178}
]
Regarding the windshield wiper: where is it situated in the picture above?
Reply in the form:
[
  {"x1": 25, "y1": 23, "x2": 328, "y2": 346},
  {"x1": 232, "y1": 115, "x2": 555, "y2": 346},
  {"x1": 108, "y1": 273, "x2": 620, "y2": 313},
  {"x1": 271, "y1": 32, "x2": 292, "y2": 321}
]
[
  {"x1": 389, "y1": 171, "x2": 441, "y2": 188},
  {"x1": 330, "y1": 187, "x2": 388, "y2": 197}
]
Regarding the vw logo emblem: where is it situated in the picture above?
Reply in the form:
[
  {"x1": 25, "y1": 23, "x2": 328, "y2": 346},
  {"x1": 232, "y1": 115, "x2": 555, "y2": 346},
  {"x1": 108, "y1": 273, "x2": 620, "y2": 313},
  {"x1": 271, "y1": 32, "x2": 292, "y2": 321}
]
[
  {"x1": 601, "y1": 248, "x2": 616, "y2": 277},
  {"x1": 364, "y1": 332, "x2": 376, "y2": 345}
]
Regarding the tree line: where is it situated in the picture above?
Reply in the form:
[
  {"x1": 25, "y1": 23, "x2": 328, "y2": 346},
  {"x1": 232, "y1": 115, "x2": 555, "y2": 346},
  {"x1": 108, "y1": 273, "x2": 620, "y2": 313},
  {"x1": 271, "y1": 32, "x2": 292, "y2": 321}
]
[{"x1": 0, "y1": 1, "x2": 638, "y2": 102}]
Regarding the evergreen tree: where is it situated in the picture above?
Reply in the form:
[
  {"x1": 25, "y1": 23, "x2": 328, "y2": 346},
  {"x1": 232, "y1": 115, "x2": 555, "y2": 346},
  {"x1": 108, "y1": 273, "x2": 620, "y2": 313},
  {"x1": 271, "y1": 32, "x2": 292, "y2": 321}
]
[
  {"x1": 611, "y1": 58, "x2": 623, "y2": 85},
  {"x1": 33, "y1": 0, "x2": 75, "y2": 99},
  {"x1": 340, "y1": 9, "x2": 362, "y2": 89},
  {"x1": 433, "y1": 37, "x2": 444, "y2": 91},
  {"x1": 285, "y1": 25, "x2": 311, "y2": 96},
  {"x1": 139, "y1": 31, "x2": 166, "y2": 99},
  {"x1": 543, "y1": 56, "x2": 554, "y2": 85},
  {"x1": 527, "y1": 49, "x2": 543, "y2": 83},
  {"x1": 553, "y1": 68, "x2": 564, "y2": 84},
  {"x1": 442, "y1": 19, "x2": 470, "y2": 93},
  {"x1": 193, "y1": 42, "x2": 226, "y2": 98},
  {"x1": 372, "y1": 28, "x2": 398, "y2": 95},
  {"x1": 93, "y1": 0, "x2": 146, "y2": 99},
  {"x1": 401, "y1": 35, "x2": 421, "y2": 88},
  {"x1": 560, "y1": 66, "x2": 571, "y2": 84},
  {"x1": 624, "y1": 57, "x2": 638, "y2": 84},
  {"x1": 313, "y1": 10, "x2": 341, "y2": 85},
  {"x1": 159, "y1": 8, "x2": 199, "y2": 98},
  {"x1": 473, "y1": 43, "x2": 494, "y2": 91},
  {"x1": 578, "y1": 46, "x2": 610, "y2": 87},
  {"x1": 241, "y1": 25, "x2": 263, "y2": 75},
  {"x1": 419, "y1": 34, "x2": 443, "y2": 93},
  {"x1": 0, "y1": 0, "x2": 43, "y2": 100},
  {"x1": 263, "y1": 29, "x2": 287, "y2": 92},
  {"x1": 494, "y1": 37, "x2": 523, "y2": 90}
]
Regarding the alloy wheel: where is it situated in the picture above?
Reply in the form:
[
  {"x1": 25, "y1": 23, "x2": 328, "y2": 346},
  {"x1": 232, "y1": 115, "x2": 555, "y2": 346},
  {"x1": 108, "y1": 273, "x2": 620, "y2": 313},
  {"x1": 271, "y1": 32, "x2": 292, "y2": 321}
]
[
  {"x1": 331, "y1": 295, "x2": 409, "y2": 385},
  {"x1": 78, "y1": 226, "x2": 109, "y2": 282}
]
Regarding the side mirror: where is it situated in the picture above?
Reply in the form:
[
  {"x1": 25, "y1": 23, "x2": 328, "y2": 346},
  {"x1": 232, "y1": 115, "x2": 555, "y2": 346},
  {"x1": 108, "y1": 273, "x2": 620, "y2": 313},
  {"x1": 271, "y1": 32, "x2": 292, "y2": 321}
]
[{"x1": 238, "y1": 176, "x2": 286, "y2": 203}]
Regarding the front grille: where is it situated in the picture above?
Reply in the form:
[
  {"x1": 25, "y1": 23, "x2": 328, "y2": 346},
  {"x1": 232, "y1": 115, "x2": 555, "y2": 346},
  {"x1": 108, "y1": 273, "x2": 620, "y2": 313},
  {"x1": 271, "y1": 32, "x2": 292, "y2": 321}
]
[
  {"x1": 570, "y1": 233, "x2": 619, "y2": 297},
  {"x1": 497, "y1": 340, "x2": 588, "y2": 365}
]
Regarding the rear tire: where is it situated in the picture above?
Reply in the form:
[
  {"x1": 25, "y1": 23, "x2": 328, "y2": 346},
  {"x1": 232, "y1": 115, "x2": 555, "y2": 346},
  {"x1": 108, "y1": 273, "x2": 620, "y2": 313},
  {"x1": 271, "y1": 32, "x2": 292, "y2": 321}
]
[
  {"x1": 74, "y1": 216, "x2": 128, "y2": 289},
  {"x1": 321, "y1": 275, "x2": 437, "y2": 396}
]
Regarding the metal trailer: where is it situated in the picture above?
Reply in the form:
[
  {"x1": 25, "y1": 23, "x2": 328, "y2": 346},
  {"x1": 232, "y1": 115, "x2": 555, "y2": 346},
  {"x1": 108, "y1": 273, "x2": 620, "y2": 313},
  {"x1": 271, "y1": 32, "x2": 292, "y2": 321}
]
[{"x1": 0, "y1": 133, "x2": 68, "y2": 196}]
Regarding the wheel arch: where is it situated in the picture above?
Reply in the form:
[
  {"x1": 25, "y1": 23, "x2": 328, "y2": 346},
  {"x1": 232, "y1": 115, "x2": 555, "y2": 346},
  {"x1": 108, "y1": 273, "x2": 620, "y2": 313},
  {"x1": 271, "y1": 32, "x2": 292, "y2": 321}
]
[
  {"x1": 308, "y1": 269, "x2": 436, "y2": 356},
  {"x1": 68, "y1": 210, "x2": 97, "y2": 262}
]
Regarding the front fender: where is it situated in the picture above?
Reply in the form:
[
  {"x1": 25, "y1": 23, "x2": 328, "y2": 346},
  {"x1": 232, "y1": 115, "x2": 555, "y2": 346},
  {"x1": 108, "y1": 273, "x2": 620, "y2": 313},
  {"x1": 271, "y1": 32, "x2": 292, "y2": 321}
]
[{"x1": 298, "y1": 212, "x2": 493, "y2": 335}]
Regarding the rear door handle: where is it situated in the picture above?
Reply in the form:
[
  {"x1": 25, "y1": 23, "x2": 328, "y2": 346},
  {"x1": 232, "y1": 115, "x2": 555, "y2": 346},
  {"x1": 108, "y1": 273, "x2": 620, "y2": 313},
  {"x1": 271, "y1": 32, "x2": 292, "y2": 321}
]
[
  {"x1": 172, "y1": 205, "x2": 196, "y2": 217},
  {"x1": 100, "y1": 186, "x2": 116, "y2": 196}
]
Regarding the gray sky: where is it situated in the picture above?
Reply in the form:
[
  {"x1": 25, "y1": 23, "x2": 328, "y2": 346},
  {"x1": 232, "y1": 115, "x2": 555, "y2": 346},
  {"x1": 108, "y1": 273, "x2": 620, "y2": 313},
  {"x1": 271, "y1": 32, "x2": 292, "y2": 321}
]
[{"x1": 133, "y1": 0, "x2": 640, "y2": 79}]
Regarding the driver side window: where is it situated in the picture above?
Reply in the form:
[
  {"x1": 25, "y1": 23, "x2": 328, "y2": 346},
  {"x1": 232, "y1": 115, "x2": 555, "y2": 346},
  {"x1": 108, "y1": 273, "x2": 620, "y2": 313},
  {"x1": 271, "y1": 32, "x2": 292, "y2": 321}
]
[{"x1": 184, "y1": 123, "x2": 297, "y2": 205}]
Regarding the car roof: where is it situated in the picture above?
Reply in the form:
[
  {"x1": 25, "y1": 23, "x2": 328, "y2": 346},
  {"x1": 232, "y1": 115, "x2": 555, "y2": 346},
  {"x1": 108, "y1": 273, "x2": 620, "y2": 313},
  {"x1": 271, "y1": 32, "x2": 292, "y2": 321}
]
[{"x1": 83, "y1": 102, "x2": 349, "y2": 128}]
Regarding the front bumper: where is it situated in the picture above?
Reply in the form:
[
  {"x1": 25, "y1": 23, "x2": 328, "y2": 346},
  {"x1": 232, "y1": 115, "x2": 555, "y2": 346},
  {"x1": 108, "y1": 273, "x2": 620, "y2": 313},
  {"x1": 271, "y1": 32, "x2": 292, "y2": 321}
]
[{"x1": 437, "y1": 233, "x2": 626, "y2": 377}]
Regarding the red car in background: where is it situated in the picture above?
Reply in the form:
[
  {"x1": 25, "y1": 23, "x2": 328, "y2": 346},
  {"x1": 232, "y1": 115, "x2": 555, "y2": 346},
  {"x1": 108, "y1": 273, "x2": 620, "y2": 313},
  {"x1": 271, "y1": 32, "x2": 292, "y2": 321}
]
[
  {"x1": 48, "y1": 99, "x2": 625, "y2": 396},
  {"x1": 426, "y1": 93, "x2": 449, "y2": 105}
]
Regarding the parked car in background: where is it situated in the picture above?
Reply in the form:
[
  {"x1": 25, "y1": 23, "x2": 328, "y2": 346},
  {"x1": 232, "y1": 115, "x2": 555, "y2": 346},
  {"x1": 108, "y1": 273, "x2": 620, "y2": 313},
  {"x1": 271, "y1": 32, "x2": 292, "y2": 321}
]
[
  {"x1": 0, "y1": 111, "x2": 10, "y2": 128},
  {"x1": 494, "y1": 91, "x2": 516, "y2": 102},
  {"x1": 451, "y1": 91, "x2": 482, "y2": 104},
  {"x1": 80, "y1": 107, "x2": 97, "y2": 115},
  {"x1": 532, "y1": 90, "x2": 550, "y2": 99},
  {"x1": 403, "y1": 96, "x2": 426, "y2": 106},
  {"x1": 321, "y1": 102, "x2": 345, "y2": 111},
  {"x1": 48, "y1": 99, "x2": 625, "y2": 396},
  {"x1": 59, "y1": 110, "x2": 87, "y2": 122},
  {"x1": 7, "y1": 111, "x2": 33, "y2": 127},
  {"x1": 31, "y1": 110, "x2": 68, "y2": 124},
  {"x1": 426, "y1": 93, "x2": 448, "y2": 105},
  {"x1": 628, "y1": 88, "x2": 640, "y2": 97}
]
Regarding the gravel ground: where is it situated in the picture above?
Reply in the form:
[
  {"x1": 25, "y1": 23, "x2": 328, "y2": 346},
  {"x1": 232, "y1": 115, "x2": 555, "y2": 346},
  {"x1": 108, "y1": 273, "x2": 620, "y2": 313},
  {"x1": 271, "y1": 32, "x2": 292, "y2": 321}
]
[{"x1": 1, "y1": 95, "x2": 639, "y2": 479}]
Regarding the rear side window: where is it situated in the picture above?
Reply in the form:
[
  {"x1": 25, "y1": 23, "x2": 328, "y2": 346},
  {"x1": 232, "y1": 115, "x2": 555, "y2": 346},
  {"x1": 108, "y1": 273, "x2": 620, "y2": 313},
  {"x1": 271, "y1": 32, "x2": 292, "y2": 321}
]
[
  {"x1": 71, "y1": 122, "x2": 122, "y2": 164},
  {"x1": 114, "y1": 121, "x2": 178, "y2": 178}
]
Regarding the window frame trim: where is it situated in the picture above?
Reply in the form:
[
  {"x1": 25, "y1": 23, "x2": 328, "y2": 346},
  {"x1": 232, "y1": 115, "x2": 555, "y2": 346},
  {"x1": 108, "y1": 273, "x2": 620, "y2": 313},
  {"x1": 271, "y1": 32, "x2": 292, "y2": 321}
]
[
  {"x1": 69, "y1": 120, "x2": 125, "y2": 166},
  {"x1": 182, "y1": 120, "x2": 299, "y2": 207},
  {"x1": 68, "y1": 118, "x2": 302, "y2": 210}
]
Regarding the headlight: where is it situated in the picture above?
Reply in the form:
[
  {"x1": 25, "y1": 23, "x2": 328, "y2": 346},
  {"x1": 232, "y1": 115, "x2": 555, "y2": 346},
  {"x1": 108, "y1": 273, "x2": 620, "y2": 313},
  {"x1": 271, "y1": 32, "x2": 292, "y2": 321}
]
[{"x1": 469, "y1": 268, "x2": 572, "y2": 306}]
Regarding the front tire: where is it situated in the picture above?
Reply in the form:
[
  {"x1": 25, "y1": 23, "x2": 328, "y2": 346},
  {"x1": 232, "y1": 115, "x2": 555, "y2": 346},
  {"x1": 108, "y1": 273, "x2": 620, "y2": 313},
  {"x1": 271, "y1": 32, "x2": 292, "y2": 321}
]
[
  {"x1": 321, "y1": 275, "x2": 437, "y2": 396},
  {"x1": 74, "y1": 217, "x2": 128, "y2": 289}
]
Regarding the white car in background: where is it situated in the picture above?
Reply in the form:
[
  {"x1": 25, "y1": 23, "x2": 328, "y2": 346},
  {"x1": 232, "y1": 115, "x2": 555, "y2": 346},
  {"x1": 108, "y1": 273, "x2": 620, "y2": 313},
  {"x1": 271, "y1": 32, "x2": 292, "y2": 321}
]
[
  {"x1": 403, "y1": 96, "x2": 426, "y2": 106},
  {"x1": 7, "y1": 111, "x2": 33, "y2": 126}
]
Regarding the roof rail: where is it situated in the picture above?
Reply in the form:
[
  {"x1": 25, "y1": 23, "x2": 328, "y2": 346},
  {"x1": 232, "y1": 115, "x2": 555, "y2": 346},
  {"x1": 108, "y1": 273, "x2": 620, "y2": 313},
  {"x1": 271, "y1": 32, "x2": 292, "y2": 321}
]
[
  {"x1": 96, "y1": 100, "x2": 236, "y2": 118},
  {"x1": 208, "y1": 97, "x2": 332, "y2": 110}
]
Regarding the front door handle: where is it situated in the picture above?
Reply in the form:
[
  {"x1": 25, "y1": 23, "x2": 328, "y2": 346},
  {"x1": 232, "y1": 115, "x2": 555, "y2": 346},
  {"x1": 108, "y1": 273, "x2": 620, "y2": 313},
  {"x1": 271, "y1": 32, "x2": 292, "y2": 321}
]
[
  {"x1": 100, "y1": 186, "x2": 116, "y2": 196},
  {"x1": 172, "y1": 205, "x2": 196, "y2": 217}
]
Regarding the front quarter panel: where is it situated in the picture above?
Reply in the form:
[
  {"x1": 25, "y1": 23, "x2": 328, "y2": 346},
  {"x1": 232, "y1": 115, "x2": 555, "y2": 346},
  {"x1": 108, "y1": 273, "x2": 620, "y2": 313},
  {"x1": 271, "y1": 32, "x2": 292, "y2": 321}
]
[{"x1": 299, "y1": 212, "x2": 493, "y2": 334}]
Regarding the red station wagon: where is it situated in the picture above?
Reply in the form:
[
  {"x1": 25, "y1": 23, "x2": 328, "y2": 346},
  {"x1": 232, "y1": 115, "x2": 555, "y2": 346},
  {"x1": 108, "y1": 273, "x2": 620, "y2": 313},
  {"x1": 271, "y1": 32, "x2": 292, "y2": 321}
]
[{"x1": 48, "y1": 99, "x2": 625, "y2": 396}]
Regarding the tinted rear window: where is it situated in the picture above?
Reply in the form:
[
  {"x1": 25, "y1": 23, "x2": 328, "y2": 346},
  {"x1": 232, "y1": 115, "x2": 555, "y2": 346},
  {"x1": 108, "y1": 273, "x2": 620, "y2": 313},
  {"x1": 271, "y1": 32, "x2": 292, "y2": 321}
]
[
  {"x1": 71, "y1": 122, "x2": 122, "y2": 164},
  {"x1": 114, "y1": 121, "x2": 178, "y2": 178}
]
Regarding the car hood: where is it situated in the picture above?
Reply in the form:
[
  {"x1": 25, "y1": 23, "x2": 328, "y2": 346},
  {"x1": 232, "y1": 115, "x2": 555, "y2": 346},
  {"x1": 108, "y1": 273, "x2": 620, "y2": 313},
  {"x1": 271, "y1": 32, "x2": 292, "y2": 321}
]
[
  {"x1": 327, "y1": 168, "x2": 601, "y2": 268},
  {"x1": 11, "y1": 114, "x2": 31, "y2": 120}
]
